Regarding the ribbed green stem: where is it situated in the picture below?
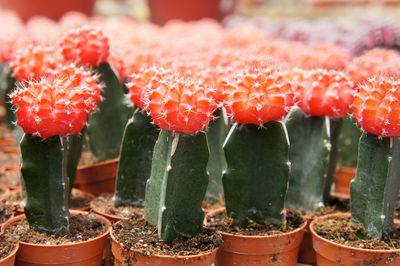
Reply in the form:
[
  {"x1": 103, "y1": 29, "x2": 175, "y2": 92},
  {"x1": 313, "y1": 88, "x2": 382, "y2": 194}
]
[
  {"x1": 64, "y1": 131, "x2": 85, "y2": 196},
  {"x1": 205, "y1": 108, "x2": 228, "y2": 202},
  {"x1": 285, "y1": 108, "x2": 330, "y2": 211},
  {"x1": 1, "y1": 68, "x2": 16, "y2": 129},
  {"x1": 223, "y1": 121, "x2": 290, "y2": 227},
  {"x1": 350, "y1": 133, "x2": 400, "y2": 238},
  {"x1": 339, "y1": 116, "x2": 362, "y2": 167},
  {"x1": 87, "y1": 62, "x2": 132, "y2": 162},
  {"x1": 145, "y1": 130, "x2": 209, "y2": 241},
  {"x1": 21, "y1": 134, "x2": 70, "y2": 236},
  {"x1": 114, "y1": 110, "x2": 159, "y2": 207}
]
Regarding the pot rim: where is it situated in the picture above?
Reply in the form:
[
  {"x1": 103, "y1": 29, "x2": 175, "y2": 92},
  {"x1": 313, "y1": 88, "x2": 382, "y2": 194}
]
[
  {"x1": 0, "y1": 235, "x2": 18, "y2": 263},
  {"x1": 2, "y1": 210, "x2": 111, "y2": 248},
  {"x1": 89, "y1": 196, "x2": 123, "y2": 222},
  {"x1": 77, "y1": 158, "x2": 119, "y2": 171},
  {"x1": 110, "y1": 223, "x2": 220, "y2": 259},
  {"x1": 310, "y1": 212, "x2": 400, "y2": 253}
]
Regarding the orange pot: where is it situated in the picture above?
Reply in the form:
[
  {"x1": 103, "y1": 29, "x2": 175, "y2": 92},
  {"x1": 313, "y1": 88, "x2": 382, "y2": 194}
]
[
  {"x1": 110, "y1": 228, "x2": 219, "y2": 266},
  {"x1": 0, "y1": 237, "x2": 18, "y2": 266},
  {"x1": 297, "y1": 216, "x2": 317, "y2": 265},
  {"x1": 214, "y1": 219, "x2": 307, "y2": 265},
  {"x1": 332, "y1": 166, "x2": 356, "y2": 199},
  {"x1": 148, "y1": 0, "x2": 237, "y2": 25},
  {"x1": 75, "y1": 158, "x2": 119, "y2": 196},
  {"x1": 1, "y1": 166, "x2": 21, "y2": 190},
  {"x1": 2, "y1": 210, "x2": 111, "y2": 266},
  {"x1": 0, "y1": 0, "x2": 95, "y2": 21},
  {"x1": 0, "y1": 184, "x2": 10, "y2": 201},
  {"x1": 310, "y1": 213, "x2": 400, "y2": 265}
]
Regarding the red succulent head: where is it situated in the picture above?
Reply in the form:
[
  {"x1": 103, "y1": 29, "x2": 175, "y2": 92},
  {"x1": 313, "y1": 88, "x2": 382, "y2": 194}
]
[{"x1": 353, "y1": 77, "x2": 400, "y2": 137}]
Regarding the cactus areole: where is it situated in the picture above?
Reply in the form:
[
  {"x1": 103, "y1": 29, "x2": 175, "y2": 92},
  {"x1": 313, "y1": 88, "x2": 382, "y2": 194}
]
[{"x1": 351, "y1": 77, "x2": 400, "y2": 239}]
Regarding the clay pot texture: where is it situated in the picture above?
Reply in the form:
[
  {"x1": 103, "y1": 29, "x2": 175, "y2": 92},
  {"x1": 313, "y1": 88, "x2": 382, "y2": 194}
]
[
  {"x1": 0, "y1": 239, "x2": 18, "y2": 266},
  {"x1": 75, "y1": 158, "x2": 119, "y2": 196},
  {"x1": 297, "y1": 216, "x2": 317, "y2": 265},
  {"x1": 89, "y1": 197, "x2": 122, "y2": 224},
  {"x1": 148, "y1": 0, "x2": 237, "y2": 25},
  {"x1": 0, "y1": 0, "x2": 95, "y2": 21},
  {"x1": 310, "y1": 213, "x2": 400, "y2": 265},
  {"x1": 333, "y1": 166, "x2": 356, "y2": 199},
  {"x1": 110, "y1": 228, "x2": 219, "y2": 266},
  {"x1": 2, "y1": 210, "x2": 111, "y2": 266}
]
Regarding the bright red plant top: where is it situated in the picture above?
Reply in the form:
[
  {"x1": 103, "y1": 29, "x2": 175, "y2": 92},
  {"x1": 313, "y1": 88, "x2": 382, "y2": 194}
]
[
  {"x1": 222, "y1": 68, "x2": 294, "y2": 125},
  {"x1": 292, "y1": 69, "x2": 355, "y2": 118},
  {"x1": 10, "y1": 65, "x2": 101, "y2": 139},
  {"x1": 59, "y1": 26, "x2": 110, "y2": 67},
  {"x1": 352, "y1": 77, "x2": 400, "y2": 137},
  {"x1": 146, "y1": 74, "x2": 218, "y2": 134}
]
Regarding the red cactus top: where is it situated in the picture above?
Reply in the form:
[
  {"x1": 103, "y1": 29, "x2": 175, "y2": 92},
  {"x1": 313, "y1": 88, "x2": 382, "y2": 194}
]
[
  {"x1": 10, "y1": 65, "x2": 101, "y2": 139},
  {"x1": 353, "y1": 77, "x2": 400, "y2": 137}
]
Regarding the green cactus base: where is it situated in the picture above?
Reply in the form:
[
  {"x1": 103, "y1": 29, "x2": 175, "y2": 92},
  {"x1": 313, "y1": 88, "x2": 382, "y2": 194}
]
[
  {"x1": 115, "y1": 110, "x2": 159, "y2": 207},
  {"x1": 1, "y1": 69, "x2": 17, "y2": 129},
  {"x1": 339, "y1": 116, "x2": 362, "y2": 168},
  {"x1": 223, "y1": 121, "x2": 290, "y2": 227},
  {"x1": 145, "y1": 130, "x2": 209, "y2": 241},
  {"x1": 350, "y1": 133, "x2": 400, "y2": 238}
]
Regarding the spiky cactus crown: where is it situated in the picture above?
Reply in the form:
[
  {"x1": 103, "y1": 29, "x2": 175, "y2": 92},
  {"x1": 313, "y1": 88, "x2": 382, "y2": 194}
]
[
  {"x1": 10, "y1": 65, "x2": 101, "y2": 138},
  {"x1": 291, "y1": 69, "x2": 355, "y2": 118},
  {"x1": 222, "y1": 68, "x2": 294, "y2": 125},
  {"x1": 352, "y1": 76, "x2": 400, "y2": 137},
  {"x1": 59, "y1": 26, "x2": 110, "y2": 67}
]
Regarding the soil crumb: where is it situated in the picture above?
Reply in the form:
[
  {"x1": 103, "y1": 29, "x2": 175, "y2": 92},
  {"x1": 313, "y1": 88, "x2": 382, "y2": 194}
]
[
  {"x1": 113, "y1": 217, "x2": 222, "y2": 257},
  {"x1": 91, "y1": 193, "x2": 143, "y2": 219},
  {"x1": 0, "y1": 203, "x2": 13, "y2": 223},
  {"x1": 5, "y1": 213, "x2": 108, "y2": 245},
  {"x1": 207, "y1": 209, "x2": 305, "y2": 236},
  {"x1": 313, "y1": 215, "x2": 400, "y2": 250},
  {"x1": 0, "y1": 234, "x2": 17, "y2": 260}
]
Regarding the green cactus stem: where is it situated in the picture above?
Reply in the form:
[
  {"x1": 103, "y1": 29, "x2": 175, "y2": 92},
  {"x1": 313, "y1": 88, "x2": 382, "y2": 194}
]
[
  {"x1": 1, "y1": 67, "x2": 17, "y2": 129},
  {"x1": 339, "y1": 116, "x2": 362, "y2": 167},
  {"x1": 323, "y1": 117, "x2": 344, "y2": 204},
  {"x1": 205, "y1": 108, "x2": 228, "y2": 202},
  {"x1": 20, "y1": 134, "x2": 70, "y2": 236},
  {"x1": 350, "y1": 133, "x2": 400, "y2": 238},
  {"x1": 285, "y1": 108, "x2": 330, "y2": 211},
  {"x1": 64, "y1": 131, "x2": 85, "y2": 196},
  {"x1": 87, "y1": 62, "x2": 132, "y2": 162},
  {"x1": 145, "y1": 130, "x2": 209, "y2": 241},
  {"x1": 114, "y1": 110, "x2": 159, "y2": 207},
  {"x1": 223, "y1": 121, "x2": 290, "y2": 227}
]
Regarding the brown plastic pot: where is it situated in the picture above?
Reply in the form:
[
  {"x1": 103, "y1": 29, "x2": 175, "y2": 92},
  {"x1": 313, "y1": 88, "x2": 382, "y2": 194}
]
[
  {"x1": 0, "y1": 237, "x2": 18, "y2": 266},
  {"x1": 211, "y1": 211, "x2": 307, "y2": 265},
  {"x1": 310, "y1": 213, "x2": 400, "y2": 265},
  {"x1": 2, "y1": 210, "x2": 111, "y2": 266},
  {"x1": 148, "y1": 0, "x2": 237, "y2": 25},
  {"x1": 0, "y1": 0, "x2": 95, "y2": 21},
  {"x1": 111, "y1": 227, "x2": 219, "y2": 266},
  {"x1": 75, "y1": 158, "x2": 119, "y2": 196},
  {"x1": 332, "y1": 166, "x2": 356, "y2": 199},
  {"x1": 297, "y1": 216, "x2": 317, "y2": 265}
]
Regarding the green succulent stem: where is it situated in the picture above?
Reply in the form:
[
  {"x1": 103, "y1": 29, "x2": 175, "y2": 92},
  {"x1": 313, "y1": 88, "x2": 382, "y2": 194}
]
[
  {"x1": 1, "y1": 67, "x2": 17, "y2": 129},
  {"x1": 145, "y1": 130, "x2": 209, "y2": 241},
  {"x1": 339, "y1": 116, "x2": 362, "y2": 167},
  {"x1": 223, "y1": 121, "x2": 290, "y2": 227},
  {"x1": 87, "y1": 62, "x2": 132, "y2": 162},
  {"x1": 64, "y1": 130, "x2": 85, "y2": 196},
  {"x1": 350, "y1": 133, "x2": 400, "y2": 239},
  {"x1": 21, "y1": 134, "x2": 70, "y2": 236},
  {"x1": 114, "y1": 109, "x2": 159, "y2": 207},
  {"x1": 285, "y1": 108, "x2": 330, "y2": 211}
]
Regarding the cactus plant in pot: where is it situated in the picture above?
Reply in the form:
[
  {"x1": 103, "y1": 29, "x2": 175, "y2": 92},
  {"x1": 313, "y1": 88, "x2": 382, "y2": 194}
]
[
  {"x1": 3, "y1": 65, "x2": 111, "y2": 265},
  {"x1": 110, "y1": 71, "x2": 223, "y2": 265},
  {"x1": 310, "y1": 76, "x2": 400, "y2": 265}
]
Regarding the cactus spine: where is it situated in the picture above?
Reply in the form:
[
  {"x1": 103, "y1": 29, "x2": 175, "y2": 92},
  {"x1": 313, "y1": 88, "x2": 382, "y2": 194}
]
[
  {"x1": 114, "y1": 110, "x2": 159, "y2": 207},
  {"x1": 87, "y1": 62, "x2": 131, "y2": 162},
  {"x1": 351, "y1": 133, "x2": 400, "y2": 238},
  {"x1": 145, "y1": 130, "x2": 209, "y2": 241},
  {"x1": 223, "y1": 121, "x2": 290, "y2": 227}
]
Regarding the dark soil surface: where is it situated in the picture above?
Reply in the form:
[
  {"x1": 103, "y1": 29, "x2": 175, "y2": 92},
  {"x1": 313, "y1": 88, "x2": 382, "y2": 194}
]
[
  {"x1": 112, "y1": 217, "x2": 222, "y2": 257},
  {"x1": 313, "y1": 215, "x2": 400, "y2": 250},
  {"x1": 91, "y1": 193, "x2": 143, "y2": 219},
  {"x1": 5, "y1": 213, "x2": 108, "y2": 245},
  {"x1": 69, "y1": 190, "x2": 94, "y2": 210},
  {"x1": 202, "y1": 200, "x2": 225, "y2": 212},
  {"x1": 3, "y1": 190, "x2": 24, "y2": 210},
  {"x1": 300, "y1": 197, "x2": 350, "y2": 218},
  {"x1": 0, "y1": 203, "x2": 13, "y2": 224},
  {"x1": 0, "y1": 234, "x2": 17, "y2": 260},
  {"x1": 207, "y1": 209, "x2": 305, "y2": 236}
]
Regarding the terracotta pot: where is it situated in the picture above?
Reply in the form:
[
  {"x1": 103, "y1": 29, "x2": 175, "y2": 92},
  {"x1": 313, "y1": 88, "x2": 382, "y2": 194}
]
[
  {"x1": 1, "y1": 166, "x2": 21, "y2": 190},
  {"x1": 0, "y1": 237, "x2": 18, "y2": 266},
  {"x1": 2, "y1": 210, "x2": 111, "y2": 266},
  {"x1": 111, "y1": 227, "x2": 219, "y2": 266},
  {"x1": 148, "y1": 0, "x2": 237, "y2": 25},
  {"x1": 75, "y1": 158, "x2": 119, "y2": 196},
  {"x1": 90, "y1": 197, "x2": 122, "y2": 224},
  {"x1": 214, "y1": 217, "x2": 307, "y2": 265},
  {"x1": 310, "y1": 213, "x2": 400, "y2": 265},
  {"x1": 0, "y1": 184, "x2": 10, "y2": 201},
  {"x1": 0, "y1": 0, "x2": 96, "y2": 21},
  {"x1": 297, "y1": 216, "x2": 317, "y2": 265},
  {"x1": 332, "y1": 166, "x2": 356, "y2": 199}
]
